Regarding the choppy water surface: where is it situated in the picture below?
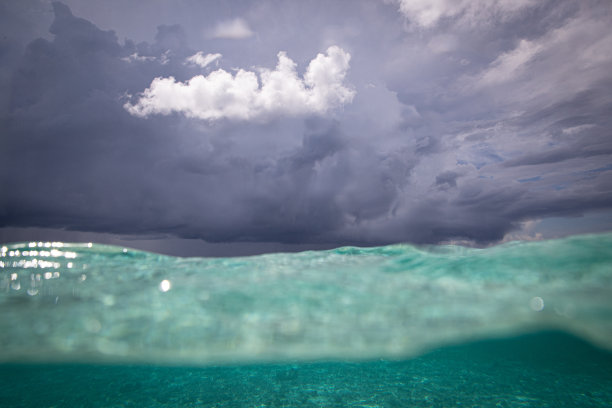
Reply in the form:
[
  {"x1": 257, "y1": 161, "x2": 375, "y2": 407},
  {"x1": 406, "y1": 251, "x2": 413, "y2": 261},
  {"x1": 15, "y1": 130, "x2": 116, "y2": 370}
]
[{"x1": 1, "y1": 233, "x2": 611, "y2": 406}]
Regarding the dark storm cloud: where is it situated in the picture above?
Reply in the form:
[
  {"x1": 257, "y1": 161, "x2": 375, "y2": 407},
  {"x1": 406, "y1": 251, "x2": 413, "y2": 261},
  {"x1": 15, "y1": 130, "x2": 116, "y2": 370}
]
[
  {"x1": 1, "y1": 0, "x2": 612, "y2": 250},
  {"x1": 502, "y1": 87, "x2": 612, "y2": 167},
  {"x1": 435, "y1": 171, "x2": 459, "y2": 189}
]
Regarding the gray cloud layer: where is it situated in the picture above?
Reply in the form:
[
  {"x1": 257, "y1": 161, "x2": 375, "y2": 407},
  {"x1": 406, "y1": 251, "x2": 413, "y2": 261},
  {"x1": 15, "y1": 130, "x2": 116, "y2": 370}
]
[{"x1": 1, "y1": 0, "x2": 612, "y2": 249}]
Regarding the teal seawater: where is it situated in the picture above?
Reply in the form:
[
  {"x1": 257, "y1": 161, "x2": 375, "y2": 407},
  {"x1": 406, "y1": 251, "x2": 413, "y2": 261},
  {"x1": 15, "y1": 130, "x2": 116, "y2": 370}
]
[
  {"x1": 1, "y1": 233, "x2": 612, "y2": 406},
  {"x1": 0, "y1": 331, "x2": 611, "y2": 407},
  {"x1": 1, "y1": 233, "x2": 612, "y2": 364}
]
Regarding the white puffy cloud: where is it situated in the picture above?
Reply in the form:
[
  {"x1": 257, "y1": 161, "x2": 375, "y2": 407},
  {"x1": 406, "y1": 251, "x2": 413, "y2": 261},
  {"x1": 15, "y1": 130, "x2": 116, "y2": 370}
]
[
  {"x1": 393, "y1": 0, "x2": 535, "y2": 28},
  {"x1": 211, "y1": 18, "x2": 254, "y2": 39},
  {"x1": 124, "y1": 46, "x2": 355, "y2": 121},
  {"x1": 185, "y1": 52, "x2": 222, "y2": 69}
]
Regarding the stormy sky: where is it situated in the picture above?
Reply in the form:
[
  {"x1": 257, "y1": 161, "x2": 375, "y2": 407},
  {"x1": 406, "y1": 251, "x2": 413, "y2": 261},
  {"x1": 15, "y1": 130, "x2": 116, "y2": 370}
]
[{"x1": 1, "y1": 0, "x2": 612, "y2": 256}]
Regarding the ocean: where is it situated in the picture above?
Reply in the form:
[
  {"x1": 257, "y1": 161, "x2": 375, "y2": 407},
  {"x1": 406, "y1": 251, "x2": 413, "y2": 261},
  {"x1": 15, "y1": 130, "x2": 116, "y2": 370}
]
[{"x1": 1, "y1": 233, "x2": 611, "y2": 407}]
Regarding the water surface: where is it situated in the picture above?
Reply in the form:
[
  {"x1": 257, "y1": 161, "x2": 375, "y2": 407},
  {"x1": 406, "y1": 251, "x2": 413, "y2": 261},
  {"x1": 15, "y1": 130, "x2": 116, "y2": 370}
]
[{"x1": 1, "y1": 233, "x2": 611, "y2": 406}]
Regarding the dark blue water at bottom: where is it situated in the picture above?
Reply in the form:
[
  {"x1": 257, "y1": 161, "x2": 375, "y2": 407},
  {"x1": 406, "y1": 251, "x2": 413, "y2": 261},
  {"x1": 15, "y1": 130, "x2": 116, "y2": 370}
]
[{"x1": 1, "y1": 330, "x2": 610, "y2": 408}]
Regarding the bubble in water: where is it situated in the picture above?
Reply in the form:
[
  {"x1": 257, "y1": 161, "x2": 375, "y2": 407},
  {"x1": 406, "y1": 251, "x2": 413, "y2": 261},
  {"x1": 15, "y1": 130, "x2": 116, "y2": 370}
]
[{"x1": 530, "y1": 296, "x2": 544, "y2": 311}]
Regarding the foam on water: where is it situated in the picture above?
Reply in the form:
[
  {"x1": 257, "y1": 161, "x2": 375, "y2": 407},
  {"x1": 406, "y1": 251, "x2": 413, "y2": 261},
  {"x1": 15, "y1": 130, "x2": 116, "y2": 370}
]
[{"x1": 1, "y1": 233, "x2": 611, "y2": 365}]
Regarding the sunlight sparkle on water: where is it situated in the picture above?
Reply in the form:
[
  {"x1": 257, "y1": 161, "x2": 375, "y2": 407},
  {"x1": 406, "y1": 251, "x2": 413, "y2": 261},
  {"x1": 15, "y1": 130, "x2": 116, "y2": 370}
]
[{"x1": 159, "y1": 279, "x2": 171, "y2": 292}]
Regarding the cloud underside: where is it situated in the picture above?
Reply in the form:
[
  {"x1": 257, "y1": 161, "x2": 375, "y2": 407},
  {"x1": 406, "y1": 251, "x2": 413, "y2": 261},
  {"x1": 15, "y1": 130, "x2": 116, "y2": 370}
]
[{"x1": 125, "y1": 46, "x2": 354, "y2": 120}]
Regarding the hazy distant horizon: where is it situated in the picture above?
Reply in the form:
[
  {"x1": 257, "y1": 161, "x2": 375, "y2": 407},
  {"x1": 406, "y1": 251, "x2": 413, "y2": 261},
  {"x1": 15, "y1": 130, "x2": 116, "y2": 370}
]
[{"x1": 2, "y1": 1, "x2": 612, "y2": 256}]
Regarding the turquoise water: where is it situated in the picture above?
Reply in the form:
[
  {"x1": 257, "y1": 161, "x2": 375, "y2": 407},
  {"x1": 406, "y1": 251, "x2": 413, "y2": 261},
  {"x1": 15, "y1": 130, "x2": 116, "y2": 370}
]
[{"x1": 1, "y1": 233, "x2": 612, "y2": 406}]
